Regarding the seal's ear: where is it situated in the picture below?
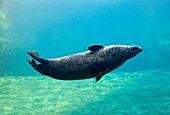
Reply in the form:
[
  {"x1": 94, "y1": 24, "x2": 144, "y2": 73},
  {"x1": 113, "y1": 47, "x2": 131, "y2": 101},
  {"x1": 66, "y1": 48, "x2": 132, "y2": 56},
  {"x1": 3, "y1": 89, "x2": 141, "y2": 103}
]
[{"x1": 88, "y1": 45, "x2": 104, "y2": 52}]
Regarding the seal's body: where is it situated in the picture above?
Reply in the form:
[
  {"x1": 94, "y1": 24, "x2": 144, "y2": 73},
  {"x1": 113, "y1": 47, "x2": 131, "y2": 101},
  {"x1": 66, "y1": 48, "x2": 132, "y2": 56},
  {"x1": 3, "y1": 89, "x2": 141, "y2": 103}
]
[{"x1": 27, "y1": 45, "x2": 142, "y2": 81}]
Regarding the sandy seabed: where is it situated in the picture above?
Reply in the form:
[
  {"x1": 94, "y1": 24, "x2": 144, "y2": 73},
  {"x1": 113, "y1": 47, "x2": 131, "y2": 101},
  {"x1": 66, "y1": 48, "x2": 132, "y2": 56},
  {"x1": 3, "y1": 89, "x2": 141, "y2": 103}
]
[{"x1": 0, "y1": 68, "x2": 170, "y2": 114}]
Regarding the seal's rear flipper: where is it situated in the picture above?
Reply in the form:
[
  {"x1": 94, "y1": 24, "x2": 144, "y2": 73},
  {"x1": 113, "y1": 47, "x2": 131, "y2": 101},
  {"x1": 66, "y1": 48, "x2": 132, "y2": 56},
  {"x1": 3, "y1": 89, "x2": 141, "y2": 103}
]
[
  {"x1": 27, "y1": 51, "x2": 45, "y2": 63},
  {"x1": 27, "y1": 59, "x2": 44, "y2": 74}
]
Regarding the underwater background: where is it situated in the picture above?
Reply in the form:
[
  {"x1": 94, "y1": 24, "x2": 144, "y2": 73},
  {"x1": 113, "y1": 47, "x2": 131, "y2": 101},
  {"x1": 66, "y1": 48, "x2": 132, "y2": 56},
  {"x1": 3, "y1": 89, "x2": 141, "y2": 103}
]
[{"x1": 0, "y1": 0, "x2": 170, "y2": 114}]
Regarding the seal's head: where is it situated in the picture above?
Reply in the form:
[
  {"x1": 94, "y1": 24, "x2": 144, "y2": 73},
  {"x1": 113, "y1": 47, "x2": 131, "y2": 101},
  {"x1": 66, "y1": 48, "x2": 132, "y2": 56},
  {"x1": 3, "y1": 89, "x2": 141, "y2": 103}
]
[
  {"x1": 108, "y1": 45, "x2": 142, "y2": 61},
  {"x1": 125, "y1": 46, "x2": 143, "y2": 59}
]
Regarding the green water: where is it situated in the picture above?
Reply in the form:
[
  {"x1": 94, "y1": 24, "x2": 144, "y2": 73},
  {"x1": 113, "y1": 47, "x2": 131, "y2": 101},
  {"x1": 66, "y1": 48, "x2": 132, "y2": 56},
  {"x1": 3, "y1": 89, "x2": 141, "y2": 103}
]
[{"x1": 1, "y1": 68, "x2": 169, "y2": 114}]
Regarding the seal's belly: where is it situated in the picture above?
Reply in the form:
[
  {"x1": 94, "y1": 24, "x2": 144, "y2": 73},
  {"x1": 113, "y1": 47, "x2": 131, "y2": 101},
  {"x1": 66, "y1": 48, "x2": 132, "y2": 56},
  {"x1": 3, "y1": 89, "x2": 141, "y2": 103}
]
[{"x1": 55, "y1": 73, "x2": 97, "y2": 80}]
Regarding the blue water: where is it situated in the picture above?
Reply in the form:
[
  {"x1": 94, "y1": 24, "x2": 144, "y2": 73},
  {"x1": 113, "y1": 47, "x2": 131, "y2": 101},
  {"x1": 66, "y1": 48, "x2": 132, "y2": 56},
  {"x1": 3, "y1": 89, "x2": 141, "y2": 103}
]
[{"x1": 0, "y1": 0, "x2": 170, "y2": 114}]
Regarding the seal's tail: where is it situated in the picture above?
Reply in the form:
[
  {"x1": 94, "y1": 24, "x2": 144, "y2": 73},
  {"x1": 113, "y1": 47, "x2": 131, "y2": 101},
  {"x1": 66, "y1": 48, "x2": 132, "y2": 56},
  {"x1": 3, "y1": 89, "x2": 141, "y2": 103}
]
[{"x1": 27, "y1": 51, "x2": 45, "y2": 63}]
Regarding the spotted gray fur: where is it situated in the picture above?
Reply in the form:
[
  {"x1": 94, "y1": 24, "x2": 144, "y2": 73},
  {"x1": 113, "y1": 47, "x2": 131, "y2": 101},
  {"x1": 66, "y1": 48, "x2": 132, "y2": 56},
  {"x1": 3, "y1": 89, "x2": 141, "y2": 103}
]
[{"x1": 27, "y1": 44, "x2": 142, "y2": 82}]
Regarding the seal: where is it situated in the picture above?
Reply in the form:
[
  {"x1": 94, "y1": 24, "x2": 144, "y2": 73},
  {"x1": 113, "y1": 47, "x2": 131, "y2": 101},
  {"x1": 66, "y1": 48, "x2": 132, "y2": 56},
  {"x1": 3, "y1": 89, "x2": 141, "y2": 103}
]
[{"x1": 27, "y1": 44, "x2": 142, "y2": 81}]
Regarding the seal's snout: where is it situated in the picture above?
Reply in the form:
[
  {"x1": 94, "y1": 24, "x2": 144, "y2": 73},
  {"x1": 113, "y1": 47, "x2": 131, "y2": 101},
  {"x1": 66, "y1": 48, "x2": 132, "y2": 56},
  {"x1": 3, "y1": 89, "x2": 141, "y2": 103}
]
[
  {"x1": 139, "y1": 48, "x2": 143, "y2": 52},
  {"x1": 127, "y1": 46, "x2": 142, "y2": 59},
  {"x1": 137, "y1": 47, "x2": 142, "y2": 52},
  {"x1": 132, "y1": 46, "x2": 142, "y2": 53}
]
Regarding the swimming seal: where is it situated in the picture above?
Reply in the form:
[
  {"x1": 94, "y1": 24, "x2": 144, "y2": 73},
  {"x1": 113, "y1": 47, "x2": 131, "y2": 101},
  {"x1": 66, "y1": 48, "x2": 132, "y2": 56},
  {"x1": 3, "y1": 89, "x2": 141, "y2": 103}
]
[{"x1": 27, "y1": 44, "x2": 142, "y2": 82}]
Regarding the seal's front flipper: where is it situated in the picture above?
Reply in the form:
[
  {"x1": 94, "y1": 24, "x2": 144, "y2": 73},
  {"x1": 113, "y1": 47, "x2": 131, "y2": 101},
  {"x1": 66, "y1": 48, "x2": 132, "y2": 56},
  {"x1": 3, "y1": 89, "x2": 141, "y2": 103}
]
[
  {"x1": 88, "y1": 45, "x2": 104, "y2": 52},
  {"x1": 96, "y1": 71, "x2": 105, "y2": 82},
  {"x1": 27, "y1": 51, "x2": 45, "y2": 63}
]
